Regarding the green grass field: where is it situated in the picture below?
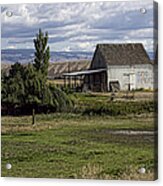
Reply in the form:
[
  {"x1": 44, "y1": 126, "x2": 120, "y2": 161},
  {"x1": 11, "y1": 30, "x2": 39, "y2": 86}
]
[{"x1": 1, "y1": 112, "x2": 157, "y2": 180}]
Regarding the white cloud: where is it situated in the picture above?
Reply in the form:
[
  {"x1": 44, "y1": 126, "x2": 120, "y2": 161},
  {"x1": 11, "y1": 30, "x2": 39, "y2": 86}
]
[
  {"x1": 78, "y1": 42, "x2": 92, "y2": 49},
  {"x1": 1, "y1": 0, "x2": 157, "y2": 54},
  {"x1": 7, "y1": 45, "x2": 16, "y2": 49}
]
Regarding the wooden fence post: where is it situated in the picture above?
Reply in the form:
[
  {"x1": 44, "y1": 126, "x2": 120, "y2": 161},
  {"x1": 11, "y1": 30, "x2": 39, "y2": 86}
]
[{"x1": 32, "y1": 108, "x2": 35, "y2": 125}]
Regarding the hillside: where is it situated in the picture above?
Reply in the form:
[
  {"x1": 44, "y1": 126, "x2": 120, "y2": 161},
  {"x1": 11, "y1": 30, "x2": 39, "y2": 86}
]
[{"x1": 1, "y1": 49, "x2": 93, "y2": 64}]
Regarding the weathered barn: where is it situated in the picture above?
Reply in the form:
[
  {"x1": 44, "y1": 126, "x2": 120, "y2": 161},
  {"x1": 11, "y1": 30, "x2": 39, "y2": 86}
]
[{"x1": 82, "y1": 43, "x2": 156, "y2": 92}]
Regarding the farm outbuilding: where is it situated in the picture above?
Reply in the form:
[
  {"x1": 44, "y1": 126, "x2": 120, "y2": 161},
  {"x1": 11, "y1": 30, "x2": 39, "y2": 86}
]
[
  {"x1": 81, "y1": 43, "x2": 156, "y2": 92},
  {"x1": 50, "y1": 43, "x2": 157, "y2": 92}
]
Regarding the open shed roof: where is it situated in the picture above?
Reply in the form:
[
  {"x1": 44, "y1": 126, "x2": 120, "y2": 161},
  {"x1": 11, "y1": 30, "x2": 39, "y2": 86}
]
[{"x1": 63, "y1": 68, "x2": 106, "y2": 76}]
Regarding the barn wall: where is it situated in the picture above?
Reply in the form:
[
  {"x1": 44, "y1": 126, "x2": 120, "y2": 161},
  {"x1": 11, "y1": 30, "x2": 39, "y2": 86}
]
[
  {"x1": 107, "y1": 64, "x2": 155, "y2": 91},
  {"x1": 90, "y1": 48, "x2": 107, "y2": 69}
]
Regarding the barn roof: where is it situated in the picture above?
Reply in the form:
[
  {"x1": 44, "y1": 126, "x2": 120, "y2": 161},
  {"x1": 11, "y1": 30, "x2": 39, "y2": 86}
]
[{"x1": 93, "y1": 43, "x2": 151, "y2": 66}]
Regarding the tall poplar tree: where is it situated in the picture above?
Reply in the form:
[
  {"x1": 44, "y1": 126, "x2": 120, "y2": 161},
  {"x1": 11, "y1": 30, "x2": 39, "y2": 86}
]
[{"x1": 33, "y1": 29, "x2": 50, "y2": 78}]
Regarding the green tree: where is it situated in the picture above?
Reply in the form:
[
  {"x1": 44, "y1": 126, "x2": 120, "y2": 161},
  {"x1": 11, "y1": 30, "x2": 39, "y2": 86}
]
[
  {"x1": 31, "y1": 29, "x2": 50, "y2": 124},
  {"x1": 48, "y1": 84, "x2": 73, "y2": 112},
  {"x1": 1, "y1": 63, "x2": 25, "y2": 113},
  {"x1": 23, "y1": 64, "x2": 42, "y2": 106},
  {"x1": 33, "y1": 29, "x2": 50, "y2": 78},
  {"x1": 9, "y1": 62, "x2": 25, "y2": 78},
  {"x1": 1, "y1": 30, "x2": 73, "y2": 118},
  {"x1": 23, "y1": 64, "x2": 44, "y2": 124}
]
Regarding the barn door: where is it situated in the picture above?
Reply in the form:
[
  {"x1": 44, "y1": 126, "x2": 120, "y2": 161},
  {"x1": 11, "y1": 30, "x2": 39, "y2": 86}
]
[{"x1": 130, "y1": 73, "x2": 136, "y2": 90}]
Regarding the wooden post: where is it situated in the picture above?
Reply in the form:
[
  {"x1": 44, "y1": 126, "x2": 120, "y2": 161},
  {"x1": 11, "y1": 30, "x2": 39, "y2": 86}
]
[
  {"x1": 68, "y1": 63, "x2": 70, "y2": 88},
  {"x1": 74, "y1": 76, "x2": 77, "y2": 91},
  {"x1": 88, "y1": 75, "x2": 90, "y2": 89},
  {"x1": 89, "y1": 75, "x2": 92, "y2": 90},
  {"x1": 68, "y1": 76, "x2": 70, "y2": 87},
  {"x1": 93, "y1": 74, "x2": 95, "y2": 91},
  {"x1": 99, "y1": 73, "x2": 102, "y2": 92},
  {"x1": 81, "y1": 75, "x2": 84, "y2": 91},
  {"x1": 70, "y1": 76, "x2": 71, "y2": 89},
  {"x1": 64, "y1": 76, "x2": 66, "y2": 87},
  {"x1": 32, "y1": 108, "x2": 35, "y2": 125},
  {"x1": 103, "y1": 72, "x2": 105, "y2": 92},
  {"x1": 79, "y1": 75, "x2": 82, "y2": 92}
]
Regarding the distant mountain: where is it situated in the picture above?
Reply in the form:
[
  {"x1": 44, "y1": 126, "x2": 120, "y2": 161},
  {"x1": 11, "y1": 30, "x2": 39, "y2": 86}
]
[
  {"x1": 1, "y1": 49, "x2": 154, "y2": 64},
  {"x1": 148, "y1": 52, "x2": 155, "y2": 60},
  {"x1": 1, "y1": 49, "x2": 93, "y2": 64}
]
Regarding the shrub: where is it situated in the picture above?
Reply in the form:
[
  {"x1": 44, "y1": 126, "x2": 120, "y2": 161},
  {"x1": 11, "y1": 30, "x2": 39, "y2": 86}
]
[{"x1": 82, "y1": 101, "x2": 157, "y2": 116}]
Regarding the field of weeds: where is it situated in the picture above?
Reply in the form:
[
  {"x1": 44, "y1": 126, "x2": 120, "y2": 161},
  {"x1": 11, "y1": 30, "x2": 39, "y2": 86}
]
[{"x1": 1, "y1": 110, "x2": 157, "y2": 180}]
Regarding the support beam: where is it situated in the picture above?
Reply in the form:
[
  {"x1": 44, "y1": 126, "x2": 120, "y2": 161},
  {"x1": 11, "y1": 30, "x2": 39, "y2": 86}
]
[
  {"x1": 68, "y1": 76, "x2": 71, "y2": 88},
  {"x1": 99, "y1": 73, "x2": 102, "y2": 92},
  {"x1": 80, "y1": 76, "x2": 82, "y2": 92},
  {"x1": 74, "y1": 76, "x2": 77, "y2": 89},
  {"x1": 88, "y1": 75, "x2": 90, "y2": 90},
  {"x1": 64, "y1": 76, "x2": 66, "y2": 87}
]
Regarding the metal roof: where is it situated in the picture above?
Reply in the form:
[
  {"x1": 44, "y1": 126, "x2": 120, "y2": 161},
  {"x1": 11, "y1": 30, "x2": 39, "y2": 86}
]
[
  {"x1": 63, "y1": 68, "x2": 106, "y2": 76},
  {"x1": 92, "y1": 43, "x2": 152, "y2": 66}
]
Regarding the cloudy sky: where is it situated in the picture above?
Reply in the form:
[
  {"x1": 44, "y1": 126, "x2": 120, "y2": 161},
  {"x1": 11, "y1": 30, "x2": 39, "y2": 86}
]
[{"x1": 1, "y1": 1, "x2": 158, "y2": 53}]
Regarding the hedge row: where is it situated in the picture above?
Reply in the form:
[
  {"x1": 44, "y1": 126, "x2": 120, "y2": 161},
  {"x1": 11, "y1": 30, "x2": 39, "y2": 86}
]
[{"x1": 79, "y1": 101, "x2": 157, "y2": 116}]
